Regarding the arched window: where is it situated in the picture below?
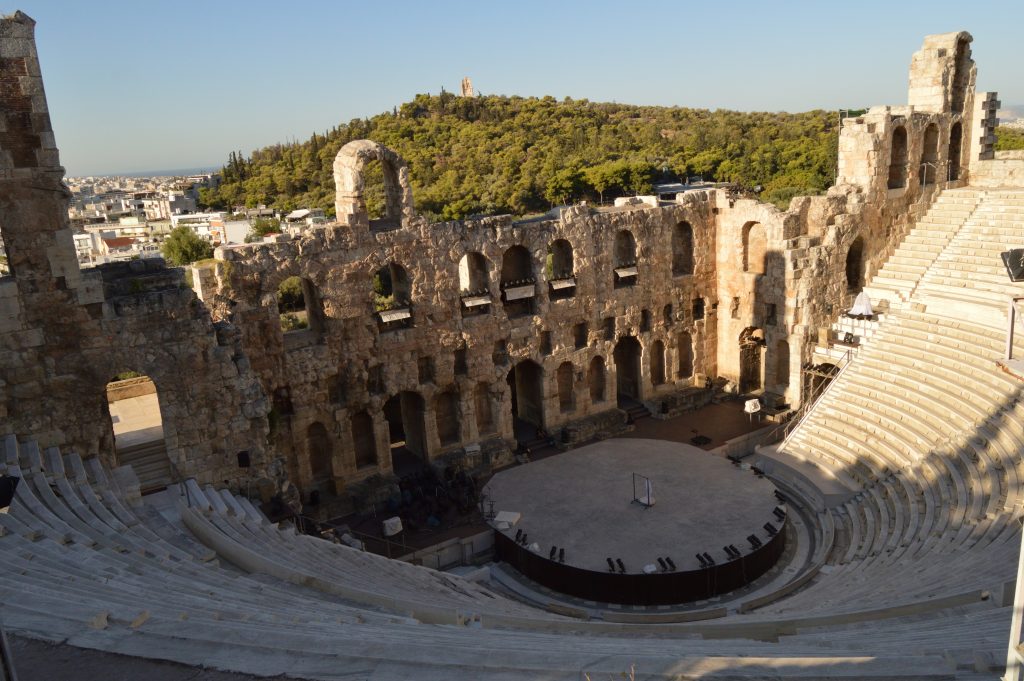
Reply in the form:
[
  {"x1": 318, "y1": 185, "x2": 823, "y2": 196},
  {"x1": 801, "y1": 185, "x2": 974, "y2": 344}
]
[
  {"x1": 500, "y1": 245, "x2": 536, "y2": 317},
  {"x1": 613, "y1": 230, "x2": 638, "y2": 288},
  {"x1": 948, "y1": 122, "x2": 963, "y2": 181},
  {"x1": 888, "y1": 126, "x2": 908, "y2": 189},
  {"x1": 672, "y1": 221, "x2": 694, "y2": 276},
  {"x1": 557, "y1": 361, "x2": 575, "y2": 413},
  {"x1": 277, "y1": 276, "x2": 324, "y2": 335},
  {"x1": 373, "y1": 263, "x2": 412, "y2": 330},
  {"x1": 919, "y1": 123, "x2": 939, "y2": 186},
  {"x1": 676, "y1": 332, "x2": 693, "y2": 379},
  {"x1": 950, "y1": 37, "x2": 971, "y2": 114},
  {"x1": 351, "y1": 411, "x2": 376, "y2": 469},
  {"x1": 742, "y1": 222, "x2": 766, "y2": 275},
  {"x1": 458, "y1": 252, "x2": 491, "y2": 315},
  {"x1": 333, "y1": 140, "x2": 410, "y2": 232},
  {"x1": 588, "y1": 356, "x2": 606, "y2": 403},
  {"x1": 650, "y1": 340, "x2": 665, "y2": 386},
  {"x1": 846, "y1": 236, "x2": 864, "y2": 292},
  {"x1": 547, "y1": 239, "x2": 576, "y2": 300},
  {"x1": 434, "y1": 389, "x2": 461, "y2": 446}
]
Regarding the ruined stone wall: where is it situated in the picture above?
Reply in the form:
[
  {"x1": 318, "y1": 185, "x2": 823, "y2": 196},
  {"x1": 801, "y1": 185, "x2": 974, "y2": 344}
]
[{"x1": 0, "y1": 12, "x2": 271, "y2": 489}]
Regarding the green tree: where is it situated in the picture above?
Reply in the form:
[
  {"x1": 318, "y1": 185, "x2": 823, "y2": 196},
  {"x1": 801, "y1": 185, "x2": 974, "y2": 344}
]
[
  {"x1": 161, "y1": 226, "x2": 213, "y2": 266},
  {"x1": 995, "y1": 126, "x2": 1024, "y2": 151},
  {"x1": 245, "y1": 217, "x2": 282, "y2": 243}
]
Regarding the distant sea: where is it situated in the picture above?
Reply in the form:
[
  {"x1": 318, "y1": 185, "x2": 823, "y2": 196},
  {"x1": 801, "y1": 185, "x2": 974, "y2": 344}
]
[{"x1": 69, "y1": 166, "x2": 221, "y2": 179}]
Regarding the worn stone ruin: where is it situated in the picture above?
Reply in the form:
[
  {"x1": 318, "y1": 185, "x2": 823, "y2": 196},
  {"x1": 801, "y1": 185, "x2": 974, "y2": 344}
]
[{"x1": 0, "y1": 16, "x2": 1005, "y2": 508}]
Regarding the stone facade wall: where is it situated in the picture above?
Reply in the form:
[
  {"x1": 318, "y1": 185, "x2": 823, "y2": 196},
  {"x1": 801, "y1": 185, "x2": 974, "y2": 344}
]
[
  {"x1": 0, "y1": 20, "x2": 999, "y2": 504},
  {"x1": 0, "y1": 12, "x2": 271, "y2": 490}
]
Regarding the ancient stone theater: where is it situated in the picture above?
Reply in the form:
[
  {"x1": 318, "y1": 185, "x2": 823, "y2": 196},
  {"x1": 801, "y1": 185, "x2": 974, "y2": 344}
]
[{"x1": 3, "y1": 9, "x2": 1024, "y2": 679}]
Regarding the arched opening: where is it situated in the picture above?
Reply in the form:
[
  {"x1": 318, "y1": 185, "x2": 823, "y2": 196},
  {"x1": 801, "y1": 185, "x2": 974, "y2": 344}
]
[
  {"x1": 613, "y1": 336, "x2": 642, "y2": 404},
  {"x1": 846, "y1": 236, "x2": 865, "y2": 293},
  {"x1": 383, "y1": 391, "x2": 427, "y2": 473},
  {"x1": 307, "y1": 422, "x2": 333, "y2": 495},
  {"x1": 663, "y1": 303, "x2": 673, "y2": 327},
  {"x1": 775, "y1": 340, "x2": 790, "y2": 390},
  {"x1": 919, "y1": 123, "x2": 939, "y2": 186},
  {"x1": 950, "y1": 37, "x2": 971, "y2": 114},
  {"x1": 739, "y1": 327, "x2": 764, "y2": 394},
  {"x1": 373, "y1": 262, "x2": 412, "y2": 330},
  {"x1": 588, "y1": 356, "x2": 607, "y2": 403},
  {"x1": 676, "y1": 332, "x2": 693, "y2": 379},
  {"x1": 500, "y1": 245, "x2": 536, "y2": 317},
  {"x1": 458, "y1": 251, "x2": 491, "y2": 316},
  {"x1": 948, "y1": 122, "x2": 963, "y2": 181},
  {"x1": 672, "y1": 221, "x2": 694, "y2": 276},
  {"x1": 474, "y1": 383, "x2": 495, "y2": 435},
  {"x1": 277, "y1": 276, "x2": 324, "y2": 335},
  {"x1": 105, "y1": 372, "x2": 171, "y2": 494},
  {"x1": 888, "y1": 126, "x2": 908, "y2": 189},
  {"x1": 333, "y1": 140, "x2": 409, "y2": 232},
  {"x1": 351, "y1": 410, "x2": 377, "y2": 469},
  {"x1": 547, "y1": 239, "x2": 576, "y2": 300},
  {"x1": 804, "y1": 362, "x2": 839, "y2": 403},
  {"x1": 557, "y1": 361, "x2": 575, "y2": 413},
  {"x1": 742, "y1": 222, "x2": 766, "y2": 275},
  {"x1": 613, "y1": 230, "x2": 638, "y2": 288},
  {"x1": 507, "y1": 360, "x2": 544, "y2": 438},
  {"x1": 434, "y1": 389, "x2": 461, "y2": 447},
  {"x1": 650, "y1": 340, "x2": 666, "y2": 386}
]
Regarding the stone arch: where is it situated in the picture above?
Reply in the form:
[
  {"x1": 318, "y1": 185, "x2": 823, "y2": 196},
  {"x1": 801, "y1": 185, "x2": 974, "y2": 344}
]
[
  {"x1": 500, "y1": 245, "x2": 536, "y2": 317},
  {"x1": 950, "y1": 36, "x2": 971, "y2": 114},
  {"x1": 672, "y1": 221, "x2": 695, "y2": 276},
  {"x1": 350, "y1": 410, "x2": 376, "y2": 469},
  {"x1": 277, "y1": 275, "x2": 325, "y2": 335},
  {"x1": 307, "y1": 421, "x2": 333, "y2": 491},
  {"x1": 434, "y1": 388, "x2": 461, "y2": 447},
  {"x1": 742, "y1": 222, "x2": 766, "y2": 275},
  {"x1": 588, "y1": 356, "x2": 606, "y2": 403},
  {"x1": 846, "y1": 236, "x2": 865, "y2": 292},
  {"x1": 373, "y1": 262, "x2": 413, "y2": 329},
  {"x1": 458, "y1": 251, "x2": 490, "y2": 293},
  {"x1": 507, "y1": 360, "x2": 544, "y2": 428},
  {"x1": 888, "y1": 126, "x2": 908, "y2": 189},
  {"x1": 383, "y1": 391, "x2": 427, "y2": 470},
  {"x1": 613, "y1": 230, "x2": 638, "y2": 288},
  {"x1": 333, "y1": 139, "x2": 413, "y2": 231},
  {"x1": 775, "y1": 340, "x2": 790, "y2": 390},
  {"x1": 948, "y1": 122, "x2": 963, "y2": 181},
  {"x1": 676, "y1": 332, "x2": 693, "y2": 379},
  {"x1": 547, "y1": 238, "x2": 576, "y2": 300},
  {"x1": 474, "y1": 382, "x2": 495, "y2": 435},
  {"x1": 738, "y1": 327, "x2": 764, "y2": 394},
  {"x1": 613, "y1": 336, "x2": 642, "y2": 402},
  {"x1": 919, "y1": 123, "x2": 939, "y2": 186},
  {"x1": 556, "y1": 361, "x2": 575, "y2": 413},
  {"x1": 650, "y1": 339, "x2": 666, "y2": 386}
]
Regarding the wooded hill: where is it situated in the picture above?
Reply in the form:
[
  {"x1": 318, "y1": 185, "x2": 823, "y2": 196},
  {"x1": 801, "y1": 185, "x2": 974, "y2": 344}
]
[{"x1": 201, "y1": 92, "x2": 845, "y2": 219}]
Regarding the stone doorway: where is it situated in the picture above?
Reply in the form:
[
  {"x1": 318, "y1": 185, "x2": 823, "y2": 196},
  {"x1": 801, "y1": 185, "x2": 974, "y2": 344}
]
[
  {"x1": 383, "y1": 391, "x2": 427, "y2": 474},
  {"x1": 738, "y1": 328, "x2": 764, "y2": 394},
  {"x1": 507, "y1": 360, "x2": 544, "y2": 438},
  {"x1": 614, "y1": 336, "x2": 642, "y2": 404},
  {"x1": 105, "y1": 373, "x2": 171, "y2": 494}
]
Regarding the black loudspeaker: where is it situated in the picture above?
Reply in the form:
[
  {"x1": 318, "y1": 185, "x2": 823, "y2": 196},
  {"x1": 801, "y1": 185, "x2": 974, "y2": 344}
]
[
  {"x1": 1002, "y1": 250, "x2": 1024, "y2": 282},
  {"x1": 0, "y1": 475, "x2": 19, "y2": 509},
  {"x1": 237, "y1": 451, "x2": 250, "y2": 468}
]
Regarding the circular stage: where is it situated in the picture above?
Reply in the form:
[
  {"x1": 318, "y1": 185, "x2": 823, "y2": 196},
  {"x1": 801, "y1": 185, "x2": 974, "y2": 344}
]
[{"x1": 484, "y1": 438, "x2": 786, "y2": 605}]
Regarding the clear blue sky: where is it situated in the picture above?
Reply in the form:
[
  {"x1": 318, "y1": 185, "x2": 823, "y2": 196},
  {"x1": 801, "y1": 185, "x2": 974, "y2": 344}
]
[{"x1": 7, "y1": 0, "x2": 1023, "y2": 176}]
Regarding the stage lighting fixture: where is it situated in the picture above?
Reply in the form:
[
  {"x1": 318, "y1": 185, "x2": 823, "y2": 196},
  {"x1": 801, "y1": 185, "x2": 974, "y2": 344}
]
[{"x1": 1001, "y1": 249, "x2": 1024, "y2": 282}]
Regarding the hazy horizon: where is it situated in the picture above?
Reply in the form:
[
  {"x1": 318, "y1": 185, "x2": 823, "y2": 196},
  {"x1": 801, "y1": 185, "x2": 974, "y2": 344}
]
[{"x1": 10, "y1": 0, "x2": 1023, "y2": 177}]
